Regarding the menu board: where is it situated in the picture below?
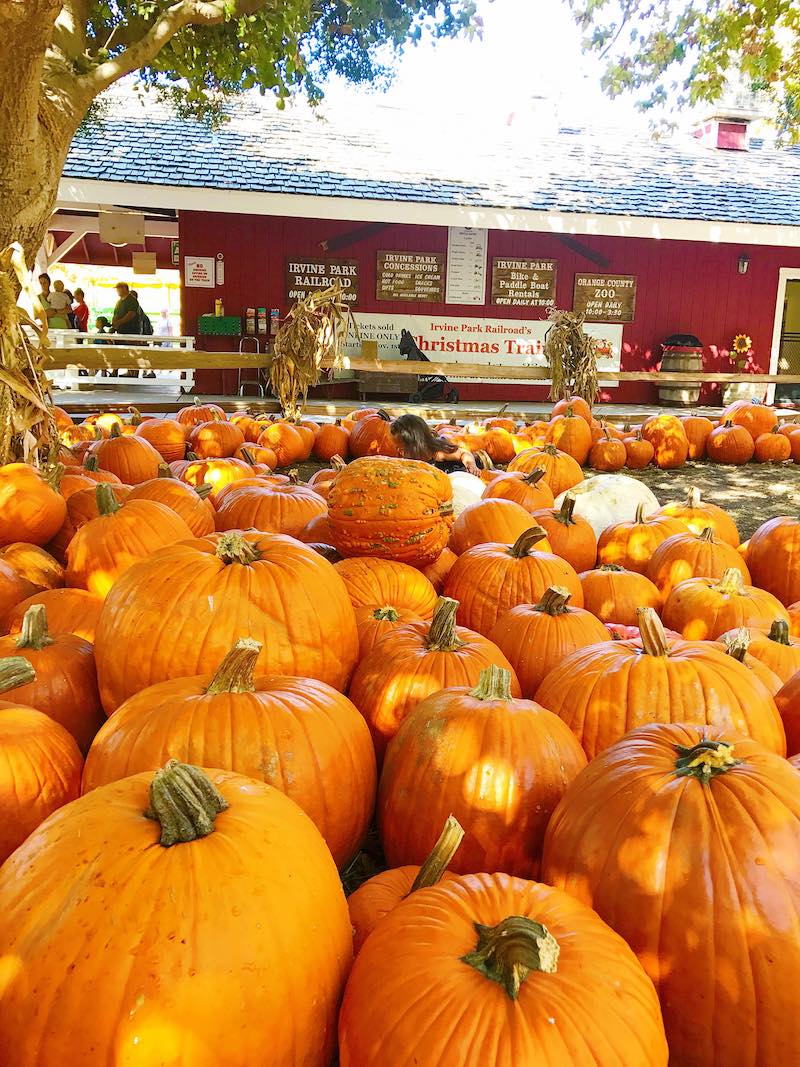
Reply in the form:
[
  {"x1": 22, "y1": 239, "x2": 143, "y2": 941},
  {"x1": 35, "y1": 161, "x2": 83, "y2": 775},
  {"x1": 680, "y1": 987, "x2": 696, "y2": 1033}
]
[
  {"x1": 491, "y1": 258, "x2": 557, "y2": 307},
  {"x1": 286, "y1": 258, "x2": 359, "y2": 304},
  {"x1": 573, "y1": 273, "x2": 636, "y2": 322},
  {"x1": 445, "y1": 227, "x2": 488, "y2": 304},
  {"x1": 376, "y1": 251, "x2": 445, "y2": 302}
]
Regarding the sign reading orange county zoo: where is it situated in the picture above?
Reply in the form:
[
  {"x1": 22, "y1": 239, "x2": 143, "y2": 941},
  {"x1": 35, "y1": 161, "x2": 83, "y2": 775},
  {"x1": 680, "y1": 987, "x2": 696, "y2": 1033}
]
[
  {"x1": 376, "y1": 252, "x2": 445, "y2": 301},
  {"x1": 573, "y1": 274, "x2": 636, "y2": 322},
  {"x1": 286, "y1": 259, "x2": 359, "y2": 305},
  {"x1": 491, "y1": 259, "x2": 557, "y2": 307}
]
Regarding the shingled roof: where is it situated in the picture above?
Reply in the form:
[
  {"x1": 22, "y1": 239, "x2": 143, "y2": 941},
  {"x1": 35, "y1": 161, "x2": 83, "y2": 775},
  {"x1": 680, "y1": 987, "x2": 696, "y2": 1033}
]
[{"x1": 63, "y1": 89, "x2": 800, "y2": 228}]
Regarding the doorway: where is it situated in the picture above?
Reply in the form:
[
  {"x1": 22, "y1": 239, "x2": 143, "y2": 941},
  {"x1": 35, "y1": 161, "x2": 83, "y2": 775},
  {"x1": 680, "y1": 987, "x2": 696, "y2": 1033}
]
[{"x1": 771, "y1": 268, "x2": 800, "y2": 403}]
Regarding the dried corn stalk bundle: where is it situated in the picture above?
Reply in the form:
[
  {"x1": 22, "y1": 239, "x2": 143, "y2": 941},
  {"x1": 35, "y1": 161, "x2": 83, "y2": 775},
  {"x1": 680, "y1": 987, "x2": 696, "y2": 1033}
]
[
  {"x1": 0, "y1": 243, "x2": 58, "y2": 466},
  {"x1": 270, "y1": 281, "x2": 356, "y2": 420},
  {"x1": 544, "y1": 308, "x2": 599, "y2": 405}
]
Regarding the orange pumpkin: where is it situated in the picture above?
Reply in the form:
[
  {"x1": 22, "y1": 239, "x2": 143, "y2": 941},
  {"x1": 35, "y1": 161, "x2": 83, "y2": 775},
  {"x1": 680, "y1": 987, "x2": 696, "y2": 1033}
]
[
  {"x1": 717, "y1": 627, "x2": 784, "y2": 695},
  {"x1": 215, "y1": 479, "x2": 327, "y2": 539},
  {"x1": 789, "y1": 429, "x2": 800, "y2": 463},
  {"x1": 0, "y1": 761, "x2": 352, "y2": 1067},
  {"x1": 623, "y1": 430, "x2": 655, "y2": 469},
  {"x1": 449, "y1": 497, "x2": 535, "y2": 555},
  {"x1": 353, "y1": 604, "x2": 424, "y2": 658},
  {"x1": 328, "y1": 458, "x2": 453, "y2": 567},
  {"x1": 734, "y1": 619, "x2": 800, "y2": 683},
  {"x1": 339, "y1": 872, "x2": 668, "y2": 1067},
  {"x1": 535, "y1": 608, "x2": 785, "y2": 759},
  {"x1": 597, "y1": 502, "x2": 688, "y2": 573},
  {"x1": 234, "y1": 443, "x2": 278, "y2": 470},
  {"x1": 579, "y1": 564, "x2": 662, "y2": 625},
  {"x1": 680, "y1": 414, "x2": 714, "y2": 459},
  {"x1": 706, "y1": 420, "x2": 755, "y2": 464},
  {"x1": 0, "y1": 604, "x2": 104, "y2": 753},
  {"x1": 83, "y1": 639, "x2": 375, "y2": 868},
  {"x1": 0, "y1": 699, "x2": 82, "y2": 865},
  {"x1": 229, "y1": 412, "x2": 265, "y2": 442},
  {"x1": 647, "y1": 526, "x2": 750, "y2": 598},
  {"x1": 663, "y1": 568, "x2": 790, "y2": 640},
  {"x1": 480, "y1": 468, "x2": 554, "y2": 512},
  {"x1": 80, "y1": 454, "x2": 122, "y2": 484},
  {"x1": 588, "y1": 430, "x2": 626, "y2": 471},
  {"x1": 507, "y1": 444, "x2": 583, "y2": 496},
  {"x1": 307, "y1": 455, "x2": 346, "y2": 500},
  {"x1": 552, "y1": 393, "x2": 593, "y2": 423},
  {"x1": 789, "y1": 601, "x2": 800, "y2": 637},
  {"x1": 0, "y1": 543, "x2": 64, "y2": 593},
  {"x1": 641, "y1": 414, "x2": 689, "y2": 469},
  {"x1": 755, "y1": 425, "x2": 792, "y2": 462},
  {"x1": 777, "y1": 671, "x2": 800, "y2": 756},
  {"x1": 187, "y1": 419, "x2": 245, "y2": 459},
  {"x1": 95, "y1": 532, "x2": 359, "y2": 712},
  {"x1": 348, "y1": 596, "x2": 520, "y2": 763},
  {"x1": 65, "y1": 484, "x2": 194, "y2": 598},
  {"x1": 127, "y1": 475, "x2": 216, "y2": 537},
  {"x1": 746, "y1": 515, "x2": 800, "y2": 606},
  {"x1": 724, "y1": 396, "x2": 778, "y2": 440},
  {"x1": 348, "y1": 410, "x2": 400, "y2": 458},
  {"x1": 0, "y1": 559, "x2": 36, "y2": 632},
  {"x1": 335, "y1": 557, "x2": 438, "y2": 619},
  {"x1": 57, "y1": 469, "x2": 96, "y2": 499},
  {"x1": 379, "y1": 664, "x2": 586, "y2": 878},
  {"x1": 489, "y1": 585, "x2": 609, "y2": 697},
  {"x1": 5, "y1": 588, "x2": 103, "y2": 644},
  {"x1": 528, "y1": 492, "x2": 597, "y2": 572},
  {"x1": 314, "y1": 420, "x2": 351, "y2": 461},
  {"x1": 255, "y1": 421, "x2": 305, "y2": 466},
  {"x1": 133, "y1": 418, "x2": 187, "y2": 462},
  {"x1": 176, "y1": 396, "x2": 226, "y2": 428},
  {"x1": 0, "y1": 463, "x2": 67, "y2": 547},
  {"x1": 47, "y1": 481, "x2": 132, "y2": 563},
  {"x1": 420, "y1": 547, "x2": 458, "y2": 593},
  {"x1": 542, "y1": 722, "x2": 800, "y2": 1067},
  {"x1": 656, "y1": 486, "x2": 739, "y2": 546},
  {"x1": 86, "y1": 426, "x2": 163, "y2": 484},
  {"x1": 179, "y1": 456, "x2": 252, "y2": 497},
  {"x1": 546, "y1": 406, "x2": 592, "y2": 465},
  {"x1": 444, "y1": 527, "x2": 583, "y2": 636}
]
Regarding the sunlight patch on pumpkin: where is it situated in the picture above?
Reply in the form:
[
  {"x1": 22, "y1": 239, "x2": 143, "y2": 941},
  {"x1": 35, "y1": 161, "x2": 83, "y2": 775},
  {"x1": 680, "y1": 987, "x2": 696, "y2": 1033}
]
[
  {"x1": 463, "y1": 757, "x2": 518, "y2": 815},
  {"x1": 0, "y1": 954, "x2": 22, "y2": 995}
]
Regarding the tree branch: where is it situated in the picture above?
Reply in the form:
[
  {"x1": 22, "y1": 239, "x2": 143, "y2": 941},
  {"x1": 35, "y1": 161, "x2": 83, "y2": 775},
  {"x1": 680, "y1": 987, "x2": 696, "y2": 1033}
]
[
  {"x1": 51, "y1": 0, "x2": 91, "y2": 60},
  {"x1": 80, "y1": 0, "x2": 268, "y2": 95}
]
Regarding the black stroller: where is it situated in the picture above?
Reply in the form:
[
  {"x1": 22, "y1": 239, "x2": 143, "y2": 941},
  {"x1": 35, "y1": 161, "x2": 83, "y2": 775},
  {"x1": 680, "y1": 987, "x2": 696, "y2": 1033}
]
[{"x1": 399, "y1": 329, "x2": 459, "y2": 404}]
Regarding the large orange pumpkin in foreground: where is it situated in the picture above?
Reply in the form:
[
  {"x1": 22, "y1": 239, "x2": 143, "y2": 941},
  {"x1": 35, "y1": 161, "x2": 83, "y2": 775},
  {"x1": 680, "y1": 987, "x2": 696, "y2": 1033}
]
[
  {"x1": 83, "y1": 639, "x2": 375, "y2": 867},
  {"x1": 339, "y1": 873, "x2": 668, "y2": 1067},
  {"x1": 0, "y1": 700, "x2": 83, "y2": 865},
  {"x1": 348, "y1": 596, "x2": 520, "y2": 762},
  {"x1": 328, "y1": 458, "x2": 452, "y2": 566},
  {"x1": 746, "y1": 515, "x2": 800, "y2": 606},
  {"x1": 0, "y1": 761, "x2": 352, "y2": 1067},
  {"x1": 543, "y1": 722, "x2": 800, "y2": 1067},
  {"x1": 535, "y1": 608, "x2": 785, "y2": 759},
  {"x1": 379, "y1": 664, "x2": 587, "y2": 878},
  {"x1": 95, "y1": 532, "x2": 359, "y2": 713}
]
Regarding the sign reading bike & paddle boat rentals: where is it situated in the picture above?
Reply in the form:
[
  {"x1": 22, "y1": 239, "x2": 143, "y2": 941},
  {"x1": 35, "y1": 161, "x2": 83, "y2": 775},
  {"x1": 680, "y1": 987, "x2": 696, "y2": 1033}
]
[{"x1": 345, "y1": 313, "x2": 622, "y2": 386}]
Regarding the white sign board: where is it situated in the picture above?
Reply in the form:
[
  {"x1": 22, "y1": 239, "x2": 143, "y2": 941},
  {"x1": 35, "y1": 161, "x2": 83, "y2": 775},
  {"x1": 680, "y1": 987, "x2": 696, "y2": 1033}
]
[
  {"x1": 446, "y1": 227, "x2": 488, "y2": 305},
  {"x1": 347, "y1": 313, "x2": 623, "y2": 386},
  {"x1": 184, "y1": 256, "x2": 215, "y2": 288}
]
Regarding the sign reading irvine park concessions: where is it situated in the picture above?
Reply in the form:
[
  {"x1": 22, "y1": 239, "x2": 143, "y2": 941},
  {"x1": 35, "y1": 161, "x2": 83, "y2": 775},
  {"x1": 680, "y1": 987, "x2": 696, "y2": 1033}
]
[
  {"x1": 491, "y1": 259, "x2": 557, "y2": 307},
  {"x1": 286, "y1": 259, "x2": 359, "y2": 304},
  {"x1": 573, "y1": 274, "x2": 637, "y2": 322},
  {"x1": 376, "y1": 252, "x2": 445, "y2": 301}
]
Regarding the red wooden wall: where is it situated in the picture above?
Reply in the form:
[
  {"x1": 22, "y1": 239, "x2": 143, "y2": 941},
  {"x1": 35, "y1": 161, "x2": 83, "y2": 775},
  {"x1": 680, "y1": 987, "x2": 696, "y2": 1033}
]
[{"x1": 178, "y1": 210, "x2": 800, "y2": 403}]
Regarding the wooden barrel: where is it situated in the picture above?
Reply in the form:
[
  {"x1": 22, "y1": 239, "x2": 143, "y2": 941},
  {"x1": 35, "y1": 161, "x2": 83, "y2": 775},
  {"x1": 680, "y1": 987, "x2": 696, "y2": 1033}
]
[{"x1": 658, "y1": 346, "x2": 702, "y2": 406}]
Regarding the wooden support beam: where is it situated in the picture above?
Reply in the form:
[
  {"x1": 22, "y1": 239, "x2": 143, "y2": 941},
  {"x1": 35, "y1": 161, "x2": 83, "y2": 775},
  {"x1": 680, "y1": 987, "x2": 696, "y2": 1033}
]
[
  {"x1": 553, "y1": 234, "x2": 610, "y2": 269},
  {"x1": 47, "y1": 230, "x2": 89, "y2": 268},
  {"x1": 320, "y1": 222, "x2": 391, "y2": 252}
]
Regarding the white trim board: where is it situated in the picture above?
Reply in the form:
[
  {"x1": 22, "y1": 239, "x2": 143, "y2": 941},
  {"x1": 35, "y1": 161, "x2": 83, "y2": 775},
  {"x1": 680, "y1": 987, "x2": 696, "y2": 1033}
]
[
  {"x1": 57, "y1": 177, "x2": 800, "y2": 248},
  {"x1": 768, "y1": 266, "x2": 800, "y2": 402}
]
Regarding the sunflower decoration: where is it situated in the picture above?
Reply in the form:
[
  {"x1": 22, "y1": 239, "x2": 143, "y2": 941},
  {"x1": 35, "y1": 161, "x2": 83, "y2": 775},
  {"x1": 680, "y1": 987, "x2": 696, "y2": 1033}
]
[{"x1": 731, "y1": 333, "x2": 752, "y2": 368}]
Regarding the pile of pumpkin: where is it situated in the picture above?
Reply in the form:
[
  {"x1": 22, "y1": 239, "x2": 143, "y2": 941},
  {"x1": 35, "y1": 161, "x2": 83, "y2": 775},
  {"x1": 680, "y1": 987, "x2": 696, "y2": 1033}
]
[{"x1": 0, "y1": 395, "x2": 799, "y2": 1065}]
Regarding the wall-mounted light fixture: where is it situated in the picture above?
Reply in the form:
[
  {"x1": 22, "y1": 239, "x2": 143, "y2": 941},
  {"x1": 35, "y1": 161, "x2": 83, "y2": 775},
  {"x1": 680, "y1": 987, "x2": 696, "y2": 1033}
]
[{"x1": 737, "y1": 253, "x2": 750, "y2": 275}]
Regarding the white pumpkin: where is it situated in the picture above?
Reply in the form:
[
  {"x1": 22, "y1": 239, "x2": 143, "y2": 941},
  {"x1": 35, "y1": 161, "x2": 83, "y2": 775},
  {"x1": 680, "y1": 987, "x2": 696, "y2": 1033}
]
[
  {"x1": 554, "y1": 475, "x2": 660, "y2": 539},
  {"x1": 448, "y1": 471, "x2": 485, "y2": 517}
]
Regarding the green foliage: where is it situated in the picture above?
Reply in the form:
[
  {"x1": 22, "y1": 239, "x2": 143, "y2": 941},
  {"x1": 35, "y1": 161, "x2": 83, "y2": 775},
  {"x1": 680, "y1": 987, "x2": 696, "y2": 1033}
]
[
  {"x1": 570, "y1": 0, "x2": 800, "y2": 140},
  {"x1": 81, "y1": 1, "x2": 479, "y2": 121}
]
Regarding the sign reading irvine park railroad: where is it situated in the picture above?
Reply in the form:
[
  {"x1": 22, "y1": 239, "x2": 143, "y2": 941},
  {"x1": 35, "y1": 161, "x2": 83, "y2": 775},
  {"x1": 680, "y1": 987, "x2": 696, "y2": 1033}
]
[
  {"x1": 286, "y1": 259, "x2": 359, "y2": 304},
  {"x1": 491, "y1": 259, "x2": 557, "y2": 307},
  {"x1": 573, "y1": 274, "x2": 637, "y2": 322},
  {"x1": 376, "y1": 252, "x2": 445, "y2": 301}
]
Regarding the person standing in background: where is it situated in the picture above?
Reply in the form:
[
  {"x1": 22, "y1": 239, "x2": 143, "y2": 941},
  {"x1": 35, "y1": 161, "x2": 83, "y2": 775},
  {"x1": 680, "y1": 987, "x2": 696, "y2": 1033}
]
[
  {"x1": 47, "y1": 280, "x2": 72, "y2": 329},
  {"x1": 111, "y1": 282, "x2": 140, "y2": 334},
  {"x1": 73, "y1": 288, "x2": 89, "y2": 332}
]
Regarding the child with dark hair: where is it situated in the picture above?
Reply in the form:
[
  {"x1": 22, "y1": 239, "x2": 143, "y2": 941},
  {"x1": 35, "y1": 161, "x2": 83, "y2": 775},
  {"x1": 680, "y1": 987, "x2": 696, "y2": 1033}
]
[{"x1": 390, "y1": 413, "x2": 478, "y2": 474}]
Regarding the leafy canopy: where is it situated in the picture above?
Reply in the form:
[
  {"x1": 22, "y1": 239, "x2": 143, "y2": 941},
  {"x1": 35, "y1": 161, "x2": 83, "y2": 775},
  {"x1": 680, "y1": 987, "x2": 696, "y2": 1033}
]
[{"x1": 570, "y1": 0, "x2": 800, "y2": 139}]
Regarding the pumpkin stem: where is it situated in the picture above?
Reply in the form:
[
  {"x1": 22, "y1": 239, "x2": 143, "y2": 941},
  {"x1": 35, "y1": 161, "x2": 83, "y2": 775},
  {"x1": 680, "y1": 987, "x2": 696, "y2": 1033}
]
[
  {"x1": 555, "y1": 493, "x2": 576, "y2": 526},
  {"x1": 128, "y1": 406, "x2": 142, "y2": 425},
  {"x1": 331, "y1": 455, "x2": 347, "y2": 471},
  {"x1": 157, "y1": 463, "x2": 176, "y2": 479},
  {"x1": 145, "y1": 760, "x2": 229, "y2": 847},
  {"x1": 637, "y1": 608, "x2": 671, "y2": 657},
  {"x1": 461, "y1": 916, "x2": 560, "y2": 999},
  {"x1": 715, "y1": 568, "x2": 746, "y2": 596},
  {"x1": 598, "y1": 563, "x2": 625, "y2": 572},
  {"x1": 408, "y1": 815, "x2": 465, "y2": 894},
  {"x1": 698, "y1": 526, "x2": 716, "y2": 543},
  {"x1": 470, "y1": 664, "x2": 513, "y2": 701},
  {"x1": 634, "y1": 501, "x2": 646, "y2": 523},
  {"x1": 426, "y1": 597, "x2": 464, "y2": 652},
  {"x1": 288, "y1": 470, "x2": 299, "y2": 485},
  {"x1": 768, "y1": 619, "x2": 791, "y2": 646},
  {"x1": 509, "y1": 526, "x2": 549, "y2": 558},
  {"x1": 84, "y1": 454, "x2": 99, "y2": 472},
  {"x1": 686, "y1": 487, "x2": 702, "y2": 509},
  {"x1": 240, "y1": 447, "x2": 256, "y2": 466},
  {"x1": 194, "y1": 483, "x2": 214, "y2": 500},
  {"x1": 205, "y1": 638, "x2": 262, "y2": 695},
  {"x1": 675, "y1": 739, "x2": 740, "y2": 781},
  {"x1": 42, "y1": 462, "x2": 65, "y2": 490},
  {"x1": 15, "y1": 605, "x2": 53, "y2": 652},
  {"x1": 109, "y1": 424, "x2": 122, "y2": 439},
  {"x1": 377, "y1": 409, "x2": 392, "y2": 422},
  {"x1": 0, "y1": 656, "x2": 36, "y2": 694},
  {"x1": 541, "y1": 444, "x2": 559, "y2": 457},
  {"x1": 373, "y1": 605, "x2": 400, "y2": 623},
  {"x1": 535, "y1": 586, "x2": 572, "y2": 615},
  {"x1": 215, "y1": 532, "x2": 261, "y2": 566},
  {"x1": 522, "y1": 469, "x2": 547, "y2": 487},
  {"x1": 722, "y1": 627, "x2": 750, "y2": 663},
  {"x1": 95, "y1": 482, "x2": 121, "y2": 517},
  {"x1": 474, "y1": 450, "x2": 494, "y2": 471}
]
